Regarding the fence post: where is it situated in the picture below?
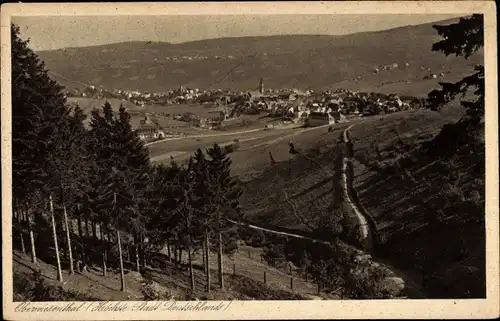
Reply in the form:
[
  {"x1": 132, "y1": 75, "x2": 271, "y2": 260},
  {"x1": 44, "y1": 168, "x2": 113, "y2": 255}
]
[
  {"x1": 290, "y1": 277, "x2": 294, "y2": 291},
  {"x1": 260, "y1": 254, "x2": 263, "y2": 263},
  {"x1": 317, "y1": 282, "x2": 320, "y2": 294},
  {"x1": 233, "y1": 263, "x2": 236, "y2": 275},
  {"x1": 248, "y1": 250, "x2": 251, "y2": 258},
  {"x1": 264, "y1": 271, "x2": 267, "y2": 284}
]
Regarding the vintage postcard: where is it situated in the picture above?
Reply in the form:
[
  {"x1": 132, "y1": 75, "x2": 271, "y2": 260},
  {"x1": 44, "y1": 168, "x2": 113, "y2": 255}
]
[{"x1": 1, "y1": 1, "x2": 498, "y2": 320}]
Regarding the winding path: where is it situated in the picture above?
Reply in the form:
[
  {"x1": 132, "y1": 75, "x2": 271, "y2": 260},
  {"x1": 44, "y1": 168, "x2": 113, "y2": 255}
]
[{"x1": 342, "y1": 125, "x2": 372, "y2": 248}]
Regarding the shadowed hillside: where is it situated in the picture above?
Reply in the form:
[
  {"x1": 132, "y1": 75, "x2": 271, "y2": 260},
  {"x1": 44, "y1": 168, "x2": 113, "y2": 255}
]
[{"x1": 37, "y1": 18, "x2": 482, "y2": 95}]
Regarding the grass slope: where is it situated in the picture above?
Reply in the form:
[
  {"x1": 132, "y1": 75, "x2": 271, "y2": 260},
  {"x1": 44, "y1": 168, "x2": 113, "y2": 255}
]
[
  {"x1": 237, "y1": 106, "x2": 484, "y2": 299},
  {"x1": 13, "y1": 241, "x2": 324, "y2": 301},
  {"x1": 239, "y1": 123, "x2": 352, "y2": 229},
  {"x1": 348, "y1": 107, "x2": 485, "y2": 298},
  {"x1": 37, "y1": 18, "x2": 482, "y2": 95}
]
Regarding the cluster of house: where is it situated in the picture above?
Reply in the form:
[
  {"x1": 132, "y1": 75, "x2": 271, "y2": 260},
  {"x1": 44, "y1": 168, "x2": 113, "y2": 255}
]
[
  {"x1": 372, "y1": 62, "x2": 411, "y2": 74},
  {"x1": 231, "y1": 82, "x2": 424, "y2": 127},
  {"x1": 66, "y1": 85, "x2": 209, "y2": 106},
  {"x1": 68, "y1": 78, "x2": 425, "y2": 141},
  {"x1": 163, "y1": 55, "x2": 236, "y2": 61},
  {"x1": 134, "y1": 115, "x2": 194, "y2": 141}
]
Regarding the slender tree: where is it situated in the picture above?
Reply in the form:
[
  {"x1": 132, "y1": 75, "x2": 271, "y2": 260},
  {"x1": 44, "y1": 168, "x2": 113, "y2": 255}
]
[
  {"x1": 206, "y1": 144, "x2": 243, "y2": 289},
  {"x1": 49, "y1": 194, "x2": 63, "y2": 282}
]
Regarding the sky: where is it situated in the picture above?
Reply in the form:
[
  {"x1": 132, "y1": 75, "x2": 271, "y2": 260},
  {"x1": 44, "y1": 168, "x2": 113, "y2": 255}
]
[{"x1": 12, "y1": 14, "x2": 463, "y2": 51}]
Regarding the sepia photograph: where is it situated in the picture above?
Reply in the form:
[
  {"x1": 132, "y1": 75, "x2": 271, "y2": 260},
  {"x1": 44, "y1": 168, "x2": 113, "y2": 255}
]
[{"x1": 1, "y1": 1, "x2": 498, "y2": 320}]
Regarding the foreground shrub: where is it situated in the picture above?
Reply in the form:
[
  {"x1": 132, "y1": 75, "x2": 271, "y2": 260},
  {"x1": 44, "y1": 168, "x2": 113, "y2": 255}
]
[
  {"x1": 228, "y1": 275, "x2": 307, "y2": 300},
  {"x1": 13, "y1": 271, "x2": 98, "y2": 301},
  {"x1": 140, "y1": 274, "x2": 173, "y2": 300}
]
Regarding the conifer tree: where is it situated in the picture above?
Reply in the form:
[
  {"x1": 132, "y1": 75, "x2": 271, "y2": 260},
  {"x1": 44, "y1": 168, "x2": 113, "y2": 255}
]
[
  {"x1": 427, "y1": 15, "x2": 484, "y2": 129},
  {"x1": 11, "y1": 23, "x2": 69, "y2": 265},
  {"x1": 191, "y1": 148, "x2": 213, "y2": 292},
  {"x1": 206, "y1": 144, "x2": 243, "y2": 289}
]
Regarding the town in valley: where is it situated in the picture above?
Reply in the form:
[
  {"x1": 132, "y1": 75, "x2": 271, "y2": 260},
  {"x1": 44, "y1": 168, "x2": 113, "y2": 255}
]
[{"x1": 8, "y1": 11, "x2": 487, "y2": 305}]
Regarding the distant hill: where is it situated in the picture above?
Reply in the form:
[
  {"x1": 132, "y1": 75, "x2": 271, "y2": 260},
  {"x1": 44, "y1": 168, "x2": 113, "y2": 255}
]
[{"x1": 38, "y1": 17, "x2": 483, "y2": 96}]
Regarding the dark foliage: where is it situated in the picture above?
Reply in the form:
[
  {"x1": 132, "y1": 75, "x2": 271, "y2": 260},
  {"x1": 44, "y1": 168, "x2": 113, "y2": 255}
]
[{"x1": 427, "y1": 15, "x2": 484, "y2": 127}]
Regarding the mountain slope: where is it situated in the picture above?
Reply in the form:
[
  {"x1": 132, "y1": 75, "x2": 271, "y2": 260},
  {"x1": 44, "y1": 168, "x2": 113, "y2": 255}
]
[{"x1": 36, "y1": 17, "x2": 482, "y2": 95}]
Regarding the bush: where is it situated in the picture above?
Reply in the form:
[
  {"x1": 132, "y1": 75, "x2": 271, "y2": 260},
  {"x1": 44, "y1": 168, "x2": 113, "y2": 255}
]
[
  {"x1": 262, "y1": 243, "x2": 286, "y2": 268},
  {"x1": 238, "y1": 226, "x2": 267, "y2": 247},
  {"x1": 229, "y1": 275, "x2": 307, "y2": 300},
  {"x1": 140, "y1": 275, "x2": 173, "y2": 301},
  {"x1": 343, "y1": 266, "x2": 394, "y2": 299}
]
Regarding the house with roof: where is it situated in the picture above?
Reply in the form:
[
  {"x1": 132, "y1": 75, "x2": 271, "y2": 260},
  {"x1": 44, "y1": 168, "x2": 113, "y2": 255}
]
[
  {"x1": 306, "y1": 112, "x2": 337, "y2": 127},
  {"x1": 247, "y1": 90, "x2": 263, "y2": 102},
  {"x1": 135, "y1": 115, "x2": 165, "y2": 141}
]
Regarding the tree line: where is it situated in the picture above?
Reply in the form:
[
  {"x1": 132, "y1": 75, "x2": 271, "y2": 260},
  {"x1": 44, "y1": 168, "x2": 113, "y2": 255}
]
[{"x1": 11, "y1": 23, "x2": 242, "y2": 294}]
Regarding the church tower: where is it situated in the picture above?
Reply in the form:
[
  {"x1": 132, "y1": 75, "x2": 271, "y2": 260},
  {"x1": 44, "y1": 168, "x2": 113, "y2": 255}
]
[{"x1": 258, "y1": 77, "x2": 264, "y2": 94}]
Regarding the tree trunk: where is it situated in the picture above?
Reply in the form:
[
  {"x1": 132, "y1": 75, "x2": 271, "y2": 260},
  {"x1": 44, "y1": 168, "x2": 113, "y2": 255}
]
[
  {"x1": 92, "y1": 221, "x2": 97, "y2": 239},
  {"x1": 102, "y1": 249, "x2": 107, "y2": 277},
  {"x1": 205, "y1": 230, "x2": 211, "y2": 293},
  {"x1": 102, "y1": 226, "x2": 107, "y2": 277},
  {"x1": 49, "y1": 194, "x2": 63, "y2": 282},
  {"x1": 15, "y1": 207, "x2": 26, "y2": 254},
  {"x1": 127, "y1": 244, "x2": 131, "y2": 262},
  {"x1": 188, "y1": 246, "x2": 195, "y2": 291},
  {"x1": 142, "y1": 246, "x2": 147, "y2": 268},
  {"x1": 85, "y1": 218, "x2": 91, "y2": 237},
  {"x1": 62, "y1": 201, "x2": 74, "y2": 275},
  {"x1": 166, "y1": 240, "x2": 171, "y2": 262},
  {"x1": 117, "y1": 230, "x2": 125, "y2": 291},
  {"x1": 77, "y1": 215, "x2": 83, "y2": 237},
  {"x1": 203, "y1": 240, "x2": 208, "y2": 274},
  {"x1": 202, "y1": 242, "x2": 206, "y2": 272},
  {"x1": 135, "y1": 239, "x2": 140, "y2": 273},
  {"x1": 60, "y1": 183, "x2": 74, "y2": 275},
  {"x1": 179, "y1": 248, "x2": 183, "y2": 265},
  {"x1": 28, "y1": 213, "x2": 37, "y2": 264},
  {"x1": 24, "y1": 206, "x2": 37, "y2": 264},
  {"x1": 218, "y1": 231, "x2": 224, "y2": 289}
]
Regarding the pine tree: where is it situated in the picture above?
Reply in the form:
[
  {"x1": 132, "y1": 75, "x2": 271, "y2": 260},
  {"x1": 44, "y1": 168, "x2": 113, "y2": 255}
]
[
  {"x1": 191, "y1": 149, "x2": 213, "y2": 292},
  {"x1": 206, "y1": 144, "x2": 243, "y2": 289},
  {"x1": 11, "y1": 24, "x2": 70, "y2": 265},
  {"x1": 427, "y1": 15, "x2": 484, "y2": 129}
]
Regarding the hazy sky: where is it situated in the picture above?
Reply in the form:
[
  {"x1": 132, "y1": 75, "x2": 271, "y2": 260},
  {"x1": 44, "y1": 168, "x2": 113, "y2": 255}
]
[{"x1": 13, "y1": 14, "x2": 463, "y2": 51}]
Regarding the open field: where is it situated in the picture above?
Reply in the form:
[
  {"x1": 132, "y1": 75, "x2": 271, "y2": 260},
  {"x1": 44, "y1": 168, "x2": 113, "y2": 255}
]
[
  {"x1": 67, "y1": 97, "x2": 231, "y2": 134},
  {"x1": 38, "y1": 18, "x2": 482, "y2": 95},
  {"x1": 68, "y1": 97, "x2": 279, "y2": 135},
  {"x1": 148, "y1": 121, "x2": 354, "y2": 178}
]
